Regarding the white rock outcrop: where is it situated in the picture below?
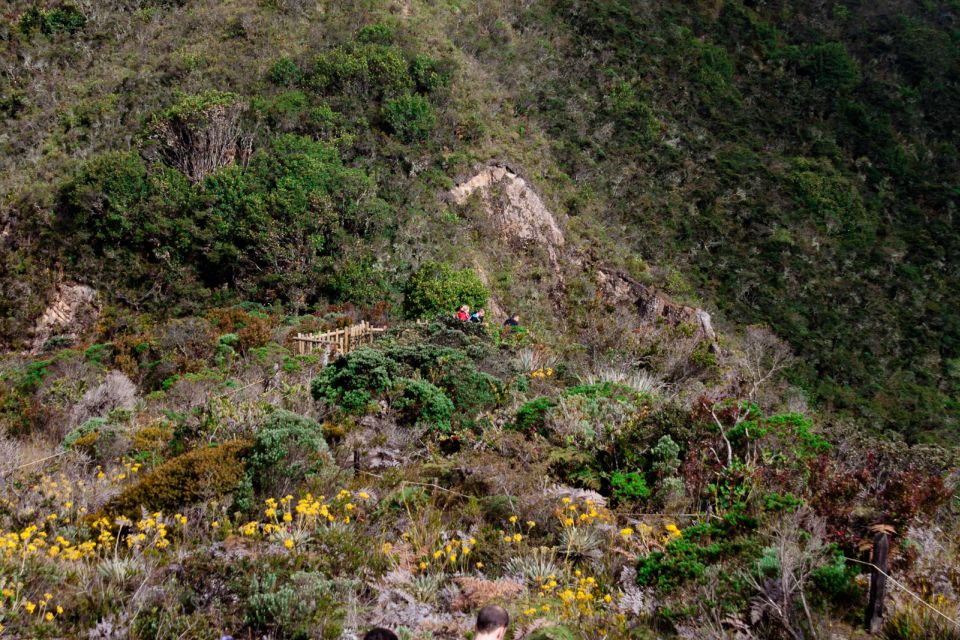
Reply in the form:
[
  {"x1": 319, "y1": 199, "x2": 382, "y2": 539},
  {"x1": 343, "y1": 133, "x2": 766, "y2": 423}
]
[
  {"x1": 450, "y1": 164, "x2": 565, "y2": 264},
  {"x1": 31, "y1": 283, "x2": 100, "y2": 352}
]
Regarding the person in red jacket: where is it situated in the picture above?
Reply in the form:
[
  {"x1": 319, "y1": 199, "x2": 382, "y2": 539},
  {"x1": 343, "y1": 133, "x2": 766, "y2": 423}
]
[{"x1": 456, "y1": 305, "x2": 470, "y2": 321}]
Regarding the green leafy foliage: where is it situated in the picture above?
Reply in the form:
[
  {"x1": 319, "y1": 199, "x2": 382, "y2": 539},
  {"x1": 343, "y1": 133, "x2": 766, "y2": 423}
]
[
  {"x1": 608, "y1": 470, "x2": 651, "y2": 503},
  {"x1": 311, "y1": 347, "x2": 397, "y2": 407},
  {"x1": 61, "y1": 132, "x2": 390, "y2": 304},
  {"x1": 402, "y1": 262, "x2": 488, "y2": 319},
  {"x1": 392, "y1": 377, "x2": 455, "y2": 433},
  {"x1": 383, "y1": 93, "x2": 436, "y2": 142},
  {"x1": 236, "y1": 410, "x2": 330, "y2": 511},
  {"x1": 794, "y1": 42, "x2": 861, "y2": 92},
  {"x1": 636, "y1": 514, "x2": 758, "y2": 592},
  {"x1": 512, "y1": 397, "x2": 557, "y2": 435},
  {"x1": 268, "y1": 57, "x2": 302, "y2": 86},
  {"x1": 18, "y1": 3, "x2": 86, "y2": 37}
]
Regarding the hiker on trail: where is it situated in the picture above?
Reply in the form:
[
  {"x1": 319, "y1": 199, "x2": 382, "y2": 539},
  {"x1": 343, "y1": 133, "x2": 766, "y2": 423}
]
[
  {"x1": 503, "y1": 313, "x2": 520, "y2": 328},
  {"x1": 457, "y1": 305, "x2": 471, "y2": 321},
  {"x1": 363, "y1": 628, "x2": 398, "y2": 640},
  {"x1": 469, "y1": 308, "x2": 486, "y2": 323},
  {"x1": 474, "y1": 604, "x2": 509, "y2": 640}
]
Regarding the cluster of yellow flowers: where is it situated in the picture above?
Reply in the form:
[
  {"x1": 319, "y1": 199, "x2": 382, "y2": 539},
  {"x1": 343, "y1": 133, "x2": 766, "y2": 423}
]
[
  {"x1": 619, "y1": 521, "x2": 682, "y2": 548},
  {"x1": 383, "y1": 529, "x2": 482, "y2": 574},
  {"x1": 240, "y1": 489, "x2": 371, "y2": 550},
  {"x1": 115, "y1": 512, "x2": 188, "y2": 552},
  {"x1": 0, "y1": 509, "x2": 190, "y2": 566},
  {"x1": 94, "y1": 459, "x2": 142, "y2": 484},
  {"x1": 5, "y1": 460, "x2": 142, "y2": 530},
  {"x1": 423, "y1": 535, "x2": 478, "y2": 572},
  {"x1": 0, "y1": 582, "x2": 63, "y2": 627},
  {"x1": 556, "y1": 497, "x2": 611, "y2": 528},
  {"x1": 524, "y1": 570, "x2": 612, "y2": 622},
  {"x1": 530, "y1": 367, "x2": 554, "y2": 379},
  {"x1": 499, "y1": 514, "x2": 536, "y2": 545}
]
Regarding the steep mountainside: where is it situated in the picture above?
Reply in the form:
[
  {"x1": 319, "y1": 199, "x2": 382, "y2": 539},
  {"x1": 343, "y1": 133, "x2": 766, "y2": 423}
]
[{"x1": 0, "y1": 1, "x2": 958, "y2": 639}]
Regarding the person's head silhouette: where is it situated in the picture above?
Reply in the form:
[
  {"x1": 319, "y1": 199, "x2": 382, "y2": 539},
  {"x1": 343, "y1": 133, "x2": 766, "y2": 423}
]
[
  {"x1": 363, "y1": 628, "x2": 398, "y2": 640},
  {"x1": 475, "y1": 604, "x2": 509, "y2": 640}
]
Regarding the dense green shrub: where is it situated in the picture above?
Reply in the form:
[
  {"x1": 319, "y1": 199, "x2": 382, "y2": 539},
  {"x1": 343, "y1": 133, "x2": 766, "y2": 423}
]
[
  {"x1": 268, "y1": 57, "x2": 302, "y2": 86},
  {"x1": 410, "y1": 54, "x2": 451, "y2": 92},
  {"x1": 795, "y1": 42, "x2": 860, "y2": 92},
  {"x1": 608, "y1": 470, "x2": 651, "y2": 503},
  {"x1": 18, "y1": 3, "x2": 86, "y2": 36},
  {"x1": 392, "y1": 377, "x2": 455, "y2": 432},
  {"x1": 606, "y1": 80, "x2": 657, "y2": 145},
  {"x1": 527, "y1": 627, "x2": 576, "y2": 640},
  {"x1": 512, "y1": 397, "x2": 557, "y2": 435},
  {"x1": 245, "y1": 572, "x2": 343, "y2": 639},
  {"x1": 811, "y1": 550, "x2": 858, "y2": 600},
  {"x1": 437, "y1": 367, "x2": 504, "y2": 420},
  {"x1": 311, "y1": 46, "x2": 370, "y2": 94},
  {"x1": 61, "y1": 151, "x2": 152, "y2": 245},
  {"x1": 636, "y1": 515, "x2": 758, "y2": 591},
  {"x1": 356, "y1": 23, "x2": 394, "y2": 45},
  {"x1": 403, "y1": 262, "x2": 488, "y2": 319},
  {"x1": 311, "y1": 347, "x2": 397, "y2": 406},
  {"x1": 650, "y1": 435, "x2": 681, "y2": 477},
  {"x1": 365, "y1": 47, "x2": 414, "y2": 96},
  {"x1": 236, "y1": 410, "x2": 330, "y2": 509},
  {"x1": 789, "y1": 158, "x2": 870, "y2": 237},
  {"x1": 383, "y1": 93, "x2": 436, "y2": 142}
]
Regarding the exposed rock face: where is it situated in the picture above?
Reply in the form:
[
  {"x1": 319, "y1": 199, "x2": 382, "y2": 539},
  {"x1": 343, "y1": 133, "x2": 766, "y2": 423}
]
[
  {"x1": 596, "y1": 268, "x2": 717, "y2": 344},
  {"x1": 450, "y1": 164, "x2": 565, "y2": 265},
  {"x1": 31, "y1": 283, "x2": 100, "y2": 352}
]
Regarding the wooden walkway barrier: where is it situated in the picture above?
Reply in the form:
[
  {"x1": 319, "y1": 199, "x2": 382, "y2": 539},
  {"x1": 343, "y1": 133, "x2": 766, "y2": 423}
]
[{"x1": 293, "y1": 320, "x2": 386, "y2": 361}]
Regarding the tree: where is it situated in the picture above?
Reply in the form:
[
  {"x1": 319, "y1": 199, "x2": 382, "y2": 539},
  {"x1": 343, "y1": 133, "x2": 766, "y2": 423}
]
[{"x1": 403, "y1": 262, "x2": 488, "y2": 319}]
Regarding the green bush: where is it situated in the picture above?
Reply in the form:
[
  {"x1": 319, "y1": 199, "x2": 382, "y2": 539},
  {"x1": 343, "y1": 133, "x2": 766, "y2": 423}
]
[
  {"x1": 811, "y1": 550, "x2": 857, "y2": 600},
  {"x1": 311, "y1": 46, "x2": 370, "y2": 93},
  {"x1": 796, "y1": 42, "x2": 860, "y2": 92},
  {"x1": 609, "y1": 470, "x2": 651, "y2": 503},
  {"x1": 268, "y1": 57, "x2": 302, "y2": 86},
  {"x1": 392, "y1": 378, "x2": 455, "y2": 432},
  {"x1": 512, "y1": 397, "x2": 557, "y2": 435},
  {"x1": 365, "y1": 46, "x2": 414, "y2": 96},
  {"x1": 18, "y1": 3, "x2": 86, "y2": 36},
  {"x1": 411, "y1": 54, "x2": 451, "y2": 92},
  {"x1": 789, "y1": 158, "x2": 870, "y2": 237},
  {"x1": 61, "y1": 151, "x2": 152, "y2": 244},
  {"x1": 528, "y1": 627, "x2": 576, "y2": 640},
  {"x1": 402, "y1": 262, "x2": 488, "y2": 319},
  {"x1": 356, "y1": 23, "x2": 394, "y2": 45},
  {"x1": 245, "y1": 572, "x2": 343, "y2": 640},
  {"x1": 437, "y1": 367, "x2": 504, "y2": 420},
  {"x1": 62, "y1": 417, "x2": 108, "y2": 449},
  {"x1": 383, "y1": 93, "x2": 436, "y2": 142},
  {"x1": 606, "y1": 80, "x2": 657, "y2": 145},
  {"x1": 311, "y1": 347, "x2": 397, "y2": 405},
  {"x1": 650, "y1": 435, "x2": 681, "y2": 477},
  {"x1": 236, "y1": 410, "x2": 330, "y2": 510}
]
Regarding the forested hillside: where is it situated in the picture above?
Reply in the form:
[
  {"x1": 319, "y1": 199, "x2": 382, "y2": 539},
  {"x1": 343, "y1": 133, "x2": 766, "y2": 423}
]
[{"x1": 0, "y1": 1, "x2": 957, "y2": 638}]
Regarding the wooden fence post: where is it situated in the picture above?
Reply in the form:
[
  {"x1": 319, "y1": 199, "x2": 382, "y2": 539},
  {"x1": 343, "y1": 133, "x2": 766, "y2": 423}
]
[{"x1": 865, "y1": 531, "x2": 889, "y2": 634}]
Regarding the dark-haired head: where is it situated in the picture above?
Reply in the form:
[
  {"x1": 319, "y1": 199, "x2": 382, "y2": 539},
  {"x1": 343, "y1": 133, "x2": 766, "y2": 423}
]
[
  {"x1": 476, "y1": 604, "x2": 509, "y2": 635},
  {"x1": 363, "y1": 628, "x2": 399, "y2": 640}
]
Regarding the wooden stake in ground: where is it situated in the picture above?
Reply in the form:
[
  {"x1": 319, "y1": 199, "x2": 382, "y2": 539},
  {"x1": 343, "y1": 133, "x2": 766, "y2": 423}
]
[{"x1": 865, "y1": 531, "x2": 889, "y2": 634}]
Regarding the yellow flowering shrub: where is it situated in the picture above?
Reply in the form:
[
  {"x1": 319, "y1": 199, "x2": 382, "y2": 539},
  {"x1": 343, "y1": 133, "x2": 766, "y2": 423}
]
[{"x1": 103, "y1": 440, "x2": 251, "y2": 516}]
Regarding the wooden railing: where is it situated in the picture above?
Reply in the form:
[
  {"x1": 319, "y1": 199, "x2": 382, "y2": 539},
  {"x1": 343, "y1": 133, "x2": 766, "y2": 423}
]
[{"x1": 293, "y1": 320, "x2": 386, "y2": 359}]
